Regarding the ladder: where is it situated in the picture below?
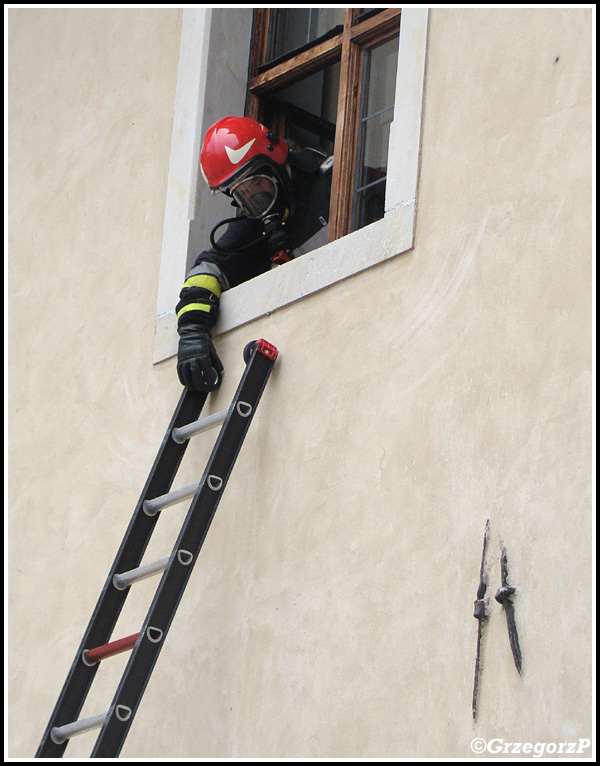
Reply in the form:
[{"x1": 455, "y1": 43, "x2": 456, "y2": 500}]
[{"x1": 35, "y1": 339, "x2": 279, "y2": 758}]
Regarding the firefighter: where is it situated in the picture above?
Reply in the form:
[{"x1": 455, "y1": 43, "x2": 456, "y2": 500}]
[{"x1": 176, "y1": 115, "x2": 333, "y2": 393}]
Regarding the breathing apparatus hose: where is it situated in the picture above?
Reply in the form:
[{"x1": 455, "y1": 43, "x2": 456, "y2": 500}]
[{"x1": 209, "y1": 216, "x2": 268, "y2": 254}]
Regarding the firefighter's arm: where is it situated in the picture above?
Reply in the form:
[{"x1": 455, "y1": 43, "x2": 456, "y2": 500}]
[{"x1": 175, "y1": 262, "x2": 228, "y2": 392}]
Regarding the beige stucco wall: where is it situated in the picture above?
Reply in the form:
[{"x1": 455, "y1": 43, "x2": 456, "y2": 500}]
[{"x1": 7, "y1": 7, "x2": 593, "y2": 760}]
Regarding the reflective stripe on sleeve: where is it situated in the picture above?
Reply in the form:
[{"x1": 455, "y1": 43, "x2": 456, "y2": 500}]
[
  {"x1": 187, "y1": 262, "x2": 230, "y2": 291},
  {"x1": 177, "y1": 302, "x2": 213, "y2": 319},
  {"x1": 182, "y1": 275, "x2": 222, "y2": 298}
]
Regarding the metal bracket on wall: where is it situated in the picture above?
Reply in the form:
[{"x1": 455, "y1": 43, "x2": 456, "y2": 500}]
[
  {"x1": 471, "y1": 523, "x2": 525, "y2": 722},
  {"x1": 495, "y1": 544, "x2": 523, "y2": 675},
  {"x1": 472, "y1": 519, "x2": 490, "y2": 720}
]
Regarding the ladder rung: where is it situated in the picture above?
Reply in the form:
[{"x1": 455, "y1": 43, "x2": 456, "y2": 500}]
[
  {"x1": 112, "y1": 556, "x2": 170, "y2": 590},
  {"x1": 51, "y1": 711, "x2": 108, "y2": 745},
  {"x1": 143, "y1": 482, "x2": 200, "y2": 516},
  {"x1": 172, "y1": 408, "x2": 228, "y2": 443},
  {"x1": 82, "y1": 632, "x2": 139, "y2": 666}
]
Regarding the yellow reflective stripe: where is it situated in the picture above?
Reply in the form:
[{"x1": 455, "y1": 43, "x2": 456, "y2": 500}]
[
  {"x1": 182, "y1": 275, "x2": 222, "y2": 298},
  {"x1": 177, "y1": 303, "x2": 212, "y2": 319}
]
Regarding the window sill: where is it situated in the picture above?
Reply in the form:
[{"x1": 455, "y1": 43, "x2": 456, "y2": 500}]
[{"x1": 153, "y1": 200, "x2": 415, "y2": 363}]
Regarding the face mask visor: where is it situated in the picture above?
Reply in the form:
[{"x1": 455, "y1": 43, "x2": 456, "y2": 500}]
[{"x1": 229, "y1": 174, "x2": 279, "y2": 219}]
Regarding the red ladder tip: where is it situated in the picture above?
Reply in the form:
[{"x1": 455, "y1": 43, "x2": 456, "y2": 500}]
[{"x1": 256, "y1": 339, "x2": 279, "y2": 361}]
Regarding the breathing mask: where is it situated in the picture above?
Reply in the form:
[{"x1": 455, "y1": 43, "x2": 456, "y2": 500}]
[
  {"x1": 229, "y1": 173, "x2": 280, "y2": 219},
  {"x1": 227, "y1": 168, "x2": 292, "y2": 264}
]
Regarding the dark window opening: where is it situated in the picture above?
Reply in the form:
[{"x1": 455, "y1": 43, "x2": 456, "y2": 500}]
[
  {"x1": 261, "y1": 63, "x2": 340, "y2": 155},
  {"x1": 266, "y1": 8, "x2": 345, "y2": 64}
]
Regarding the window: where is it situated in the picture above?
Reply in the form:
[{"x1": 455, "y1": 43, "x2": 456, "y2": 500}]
[
  {"x1": 353, "y1": 36, "x2": 399, "y2": 230},
  {"x1": 265, "y1": 8, "x2": 345, "y2": 64},
  {"x1": 153, "y1": 8, "x2": 428, "y2": 363},
  {"x1": 246, "y1": 9, "x2": 401, "y2": 240}
]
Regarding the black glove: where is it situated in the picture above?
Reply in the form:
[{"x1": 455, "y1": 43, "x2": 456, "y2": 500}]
[{"x1": 177, "y1": 325, "x2": 224, "y2": 392}]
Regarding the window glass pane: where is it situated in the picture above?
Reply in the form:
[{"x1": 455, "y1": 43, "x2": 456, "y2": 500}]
[
  {"x1": 354, "y1": 9, "x2": 385, "y2": 24},
  {"x1": 266, "y1": 63, "x2": 340, "y2": 155},
  {"x1": 268, "y1": 8, "x2": 345, "y2": 61},
  {"x1": 353, "y1": 35, "x2": 399, "y2": 230}
]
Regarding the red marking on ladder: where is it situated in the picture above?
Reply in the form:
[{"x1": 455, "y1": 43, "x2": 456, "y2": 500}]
[{"x1": 83, "y1": 633, "x2": 139, "y2": 665}]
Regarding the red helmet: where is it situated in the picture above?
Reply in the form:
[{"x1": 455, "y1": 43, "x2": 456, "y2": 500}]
[{"x1": 200, "y1": 116, "x2": 289, "y2": 191}]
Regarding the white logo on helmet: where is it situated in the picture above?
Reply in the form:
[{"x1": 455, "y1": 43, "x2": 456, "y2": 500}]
[{"x1": 225, "y1": 139, "x2": 256, "y2": 166}]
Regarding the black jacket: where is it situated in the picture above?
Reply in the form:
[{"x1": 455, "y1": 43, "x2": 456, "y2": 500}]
[
  {"x1": 200, "y1": 149, "x2": 331, "y2": 287},
  {"x1": 176, "y1": 148, "x2": 332, "y2": 332}
]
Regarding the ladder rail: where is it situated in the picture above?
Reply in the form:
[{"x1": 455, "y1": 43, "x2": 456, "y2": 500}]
[
  {"x1": 35, "y1": 388, "x2": 209, "y2": 758},
  {"x1": 91, "y1": 341, "x2": 277, "y2": 758}
]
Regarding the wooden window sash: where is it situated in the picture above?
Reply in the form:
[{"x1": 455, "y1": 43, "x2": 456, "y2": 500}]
[
  {"x1": 248, "y1": 9, "x2": 400, "y2": 93},
  {"x1": 246, "y1": 8, "x2": 402, "y2": 240},
  {"x1": 248, "y1": 31, "x2": 344, "y2": 96},
  {"x1": 350, "y1": 8, "x2": 401, "y2": 39},
  {"x1": 328, "y1": 9, "x2": 362, "y2": 240},
  {"x1": 329, "y1": 9, "x2": 401, "y2": 238}
]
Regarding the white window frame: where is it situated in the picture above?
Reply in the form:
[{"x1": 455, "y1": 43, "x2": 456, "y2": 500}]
[{"x1": 153, "y1": 7, "x2": 429, "y2": 364}]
